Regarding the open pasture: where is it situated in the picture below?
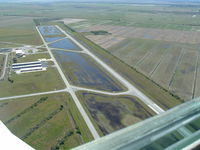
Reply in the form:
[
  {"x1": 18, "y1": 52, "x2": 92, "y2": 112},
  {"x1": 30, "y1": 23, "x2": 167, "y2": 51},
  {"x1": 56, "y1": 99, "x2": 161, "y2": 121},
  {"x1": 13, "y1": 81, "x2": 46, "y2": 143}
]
[
  {"x1": 77, "y1": 91, "x2": 155, "y2": 135},
  {"x1": 136, "y1": 47, "x2": 166, "y2": 76},
  {"x1": 52, "y1": 50, "x2": 125, "y2": 92},
  {"x1": 0, "y1": 42, "x2": 20, "y2": 48},
  {"x1": 151, "y1": 47, "x2": 183, "y2": 89},
  {"x1": 2, "y1": 2, "x2": 200, "y2": 31},
  {"x1": 0, "y1": 68, "x2": 65, "y2": 97},
  {"x1": 108, "y1": 37, "x2": 200, "y2": 100},
  {"x1": 0, "y1": 16, "x2": 42, "y2": 45},
  {"x1": 194, "y1": 56, "x2": 200, "y2": 98},
  {"x1": 0, "y1": 27, "x2": 42, "y2": 46},
  {"x1": 0, "y1": 93, "x2": 93, "y2": 149},
  {"x1": 0, "y1": 16, "x2": 35, "y2": 28},
  {"x1": 85, "y1": 25, "x2": 200, "y2": 45},
  {"x1": 109, "y1": 39, "x2": 171, "y2": 68},
  {"x1": 86, "y1": 35, "x2": 125, "y2": 49},
  {"x1": 170, "y1": 51, "x2": 198, "y2": 100},
  {"x1": 16, "y1": 53, "x2": 51, "y2": 63}
]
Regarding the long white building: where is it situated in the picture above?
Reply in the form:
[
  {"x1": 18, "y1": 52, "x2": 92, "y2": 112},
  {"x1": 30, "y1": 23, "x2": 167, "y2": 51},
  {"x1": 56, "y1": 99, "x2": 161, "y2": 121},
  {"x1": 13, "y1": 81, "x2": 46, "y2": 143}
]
[{"x1": 12, "y1": 61, "x2": 47, "y2": 74}]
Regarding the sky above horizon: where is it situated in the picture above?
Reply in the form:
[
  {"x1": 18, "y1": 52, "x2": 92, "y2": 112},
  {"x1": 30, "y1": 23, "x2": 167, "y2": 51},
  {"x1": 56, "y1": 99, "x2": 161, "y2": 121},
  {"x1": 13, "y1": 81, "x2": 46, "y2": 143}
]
[{"x1": 0, "y1": 0, "x2": 199, "y2": 2}]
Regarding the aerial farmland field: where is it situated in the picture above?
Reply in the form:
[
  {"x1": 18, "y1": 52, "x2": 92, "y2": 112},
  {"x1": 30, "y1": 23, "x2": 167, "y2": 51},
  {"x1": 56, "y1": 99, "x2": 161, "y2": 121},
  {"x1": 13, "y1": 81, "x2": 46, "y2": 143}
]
[
  {"x1": 0, "y1": 68, "x2": 65, "y2": 97},
  {"x1": 76, "y1": 22, "x2": 200, "y2": 101},
  {"x1": 0, "y1": 93, "x2": 93, "y2": 150},
  {"x1": 151, "y1": 47, "x2": 183, "y2": 89},
  {"x1": 136, "y1": 46, "x2": 166, "y2": 76},
  {"x1": 170, "y1": 51, "x2": 198, "y2": 100},
  {"x1": 61, "y1": 2, "x2": 200, "y2": 101},
  {"x1": 0, "y1": 16, "x2": 42, "y2": 46},
  {"x1": 1, "y1": 1, "x2": 200, "y2": 149}
]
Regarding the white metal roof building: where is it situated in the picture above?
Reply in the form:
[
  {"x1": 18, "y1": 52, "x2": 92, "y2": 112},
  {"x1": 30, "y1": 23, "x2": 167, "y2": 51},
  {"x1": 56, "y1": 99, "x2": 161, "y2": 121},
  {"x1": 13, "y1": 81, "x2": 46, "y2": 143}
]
[{"x1": 12, "y1": 61, "x2": 47, "y2": 74}]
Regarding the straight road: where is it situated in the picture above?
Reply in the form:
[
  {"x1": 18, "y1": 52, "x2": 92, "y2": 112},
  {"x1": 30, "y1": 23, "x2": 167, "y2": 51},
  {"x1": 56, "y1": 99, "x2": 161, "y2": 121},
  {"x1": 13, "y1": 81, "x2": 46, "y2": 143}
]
[
  {"x1": 0, "y1": 89, "x2": 67, "y2": 101},
  {"x1": 71, "y1": 85, "x2": 130, "y2": 96},
  {"x1": 51, "y1": 48, "x2": 87, "y2": 54},
  {"x1": 47, "y1": 37, "x2": 67, "y2": 45},
  {"x1": 36, "y1": 27, "x2": 100, "y2": 140}
]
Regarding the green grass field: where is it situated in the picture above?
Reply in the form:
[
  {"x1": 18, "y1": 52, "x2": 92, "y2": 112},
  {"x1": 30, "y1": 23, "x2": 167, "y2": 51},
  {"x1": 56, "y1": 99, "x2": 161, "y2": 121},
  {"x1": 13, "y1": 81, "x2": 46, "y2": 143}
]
[
  {"x1": 0, "y1": 67, "x2": 65, "y2": 97},
  {"x1": 0, "y1": 42, "x2": 20, "y2": 48},
  {"x1": 1, "y1": 2, "x2": 200, "y2": 31},
  {"x1": 0, "y1": 93, "x2": 93, "y2": 149},
  {"x1": 16, "y1": 53, "x2": 51, "y2": 63},
  {"x1": 108, "y1": 38, "x2": 200, "y2": 100},
  {"x1": 0, "y1": 16, "x2": 42, "y2": 45},
  {"x1": 0, "y1": 54, "x2": 5, "y2": 72},
  {"x1": 0, "y1": 27, "x2": 42, "y2": 46}
]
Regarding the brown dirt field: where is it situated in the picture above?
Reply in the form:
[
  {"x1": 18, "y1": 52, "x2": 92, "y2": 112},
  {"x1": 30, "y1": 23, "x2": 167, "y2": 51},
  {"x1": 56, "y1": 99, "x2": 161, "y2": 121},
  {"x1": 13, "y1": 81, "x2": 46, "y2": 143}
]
[
  {"x1": 86, "y1": 35, "x2": 125, "y2": 49},
  {"x1": 86, "y1": 25, "x2": 200, "y2": 44}
]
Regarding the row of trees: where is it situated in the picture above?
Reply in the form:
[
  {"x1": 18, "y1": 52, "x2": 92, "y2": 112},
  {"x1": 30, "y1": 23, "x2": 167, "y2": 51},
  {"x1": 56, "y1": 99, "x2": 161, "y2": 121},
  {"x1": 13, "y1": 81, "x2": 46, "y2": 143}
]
[
  {"x1": 5, "y1": 97, "x2": 48, "y2": 124},
  {"x1": 21, "y1": 105, "x2": 64, "y2": 140}
]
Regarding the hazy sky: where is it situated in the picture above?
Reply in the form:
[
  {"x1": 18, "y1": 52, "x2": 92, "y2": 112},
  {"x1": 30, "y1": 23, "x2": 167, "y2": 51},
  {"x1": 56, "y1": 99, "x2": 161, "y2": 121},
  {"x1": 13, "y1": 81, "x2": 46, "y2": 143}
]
[{"x1": 0, "y1": 0, "x2": 199, "y2": 3}]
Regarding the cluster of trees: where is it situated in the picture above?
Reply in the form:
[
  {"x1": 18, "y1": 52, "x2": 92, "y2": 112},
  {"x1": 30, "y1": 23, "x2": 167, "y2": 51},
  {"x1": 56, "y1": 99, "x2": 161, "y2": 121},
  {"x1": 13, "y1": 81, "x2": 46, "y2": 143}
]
[
  {"x1": 13, "y1": 57, "x2": 17, "y2": 63},
  {"x1": 50, "y1": 128, "x2": 81, "y2": 150},
  {"x1": 91, "y1": 30, "x2": 110, "y2": 35},
  {"x1": 8, "y1": 77, "x2": 14, "y2": 83}
]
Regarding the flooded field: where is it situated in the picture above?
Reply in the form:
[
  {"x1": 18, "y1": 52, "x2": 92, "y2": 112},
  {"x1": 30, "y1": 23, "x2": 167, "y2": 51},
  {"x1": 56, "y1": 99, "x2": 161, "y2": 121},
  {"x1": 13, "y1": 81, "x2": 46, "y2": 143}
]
[
  {"x1": 38, "y1": 26, "x2": 64, "y2": 36},
  {"x1": 49, "y1": 38, "x2": 81, "y2": 50},
  {"x1": 53, "y1": 50, "x2": 125, "y2": 92},
  {"x1": 77, "y1": 92, "x2": 155, "y2": 135}
]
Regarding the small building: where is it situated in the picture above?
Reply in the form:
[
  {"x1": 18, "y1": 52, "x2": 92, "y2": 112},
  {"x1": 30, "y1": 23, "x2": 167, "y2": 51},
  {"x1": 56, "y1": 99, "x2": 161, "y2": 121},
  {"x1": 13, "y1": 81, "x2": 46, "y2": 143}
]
[
  {"x1": 16, "y1": 66, "x2": 46, "y2": 74},
  {"x1": 15, "y1": 49, "x2": 25, "y2": 58}
]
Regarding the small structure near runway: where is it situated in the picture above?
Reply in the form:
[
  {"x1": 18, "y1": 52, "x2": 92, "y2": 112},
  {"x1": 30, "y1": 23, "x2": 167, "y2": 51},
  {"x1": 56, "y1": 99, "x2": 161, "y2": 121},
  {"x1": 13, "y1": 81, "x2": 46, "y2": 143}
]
[
  {"x1": 13, "y1": 45, "x2": 39, "y2": 58},
  {"x1": 15, "y1": 49, "x2": 25, "y2": 58},
  {"x1": 12, "y1": 61, "x2": 47, "y2": 74}
]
